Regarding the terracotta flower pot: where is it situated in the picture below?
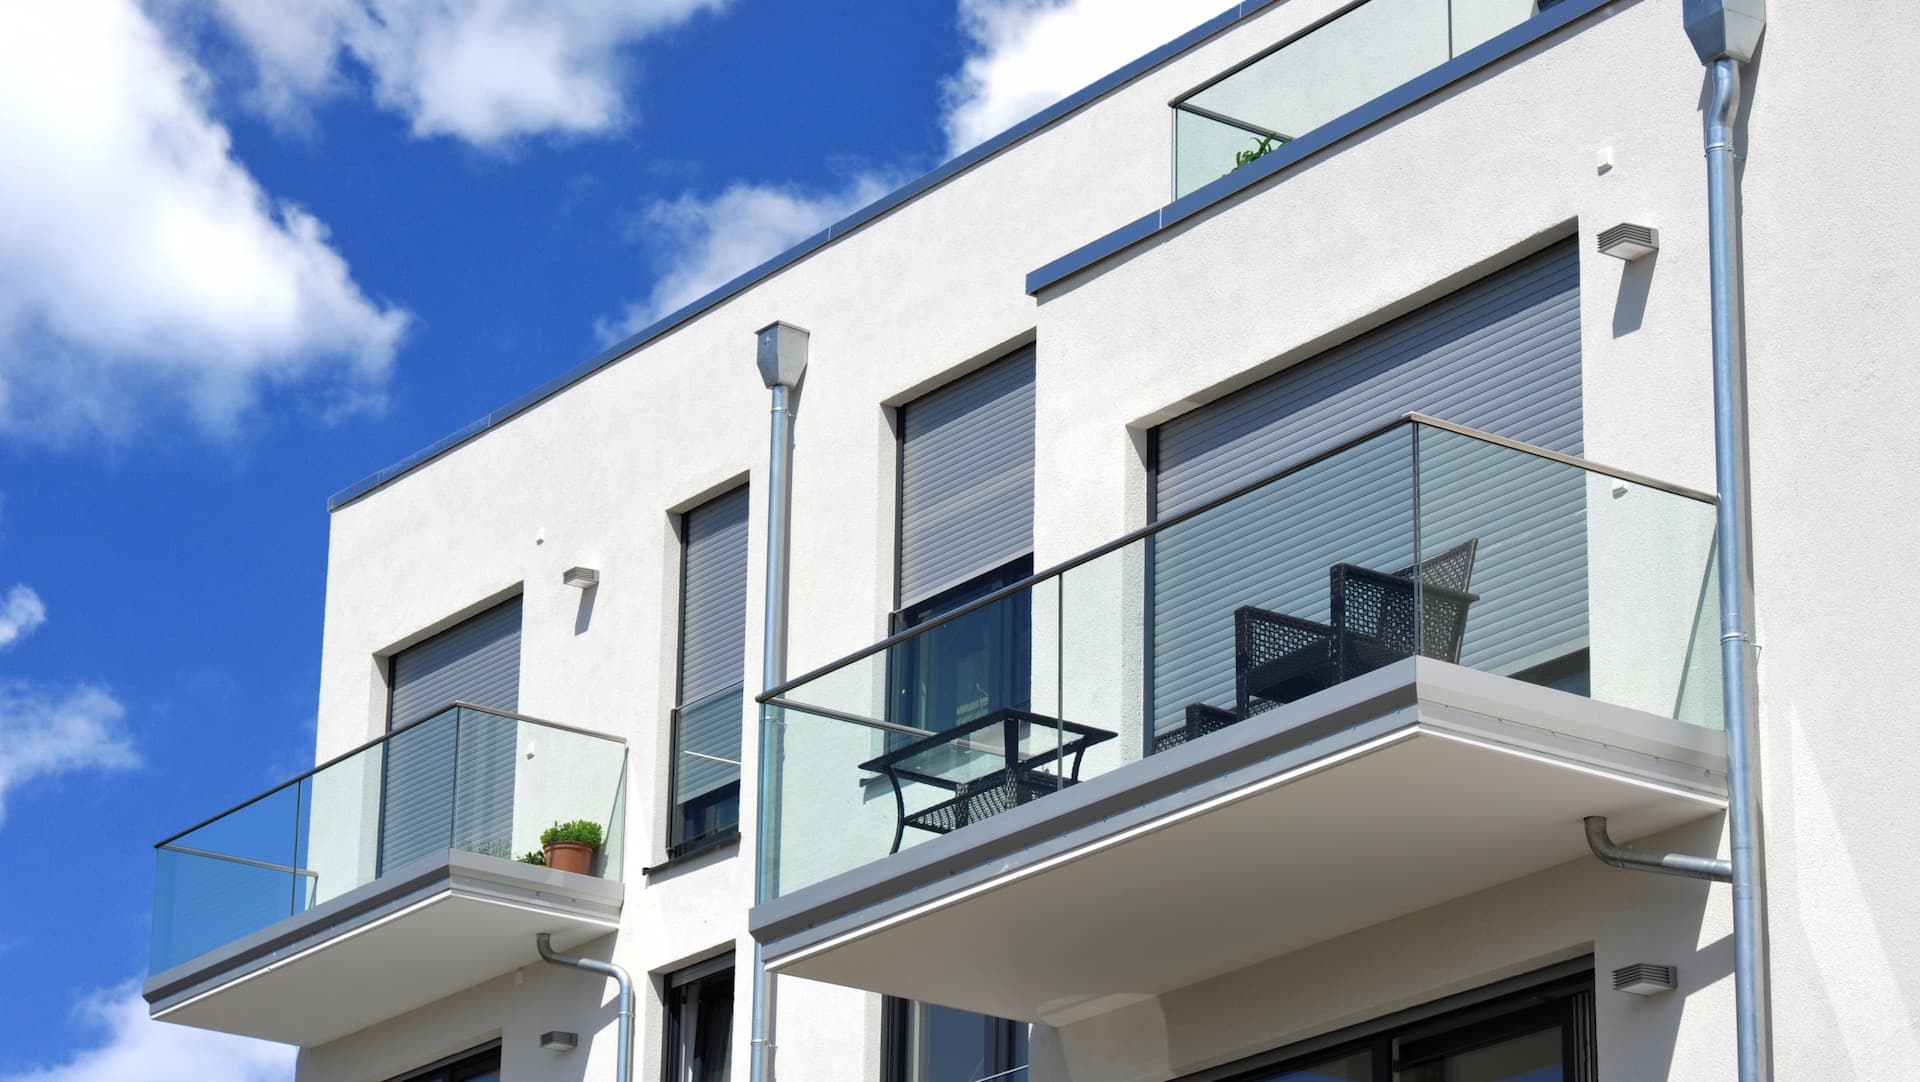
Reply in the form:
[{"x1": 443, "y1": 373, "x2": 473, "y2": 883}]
[{"x1": 543, "y1": 841, "x2": 596, "y2": 875}]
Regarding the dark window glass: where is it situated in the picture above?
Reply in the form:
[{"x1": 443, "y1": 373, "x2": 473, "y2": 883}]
[
  {"x1": 1206, "y1": 972, "x2": 1594, "y2": 1082},
  {"x1": 666, "y1": 963, "x2": 734, "y2": 1082},
  {"x1": 387, "y1": 1044, "x2": 500, "y2": 1082},
  {"x1": 890, "y1": 557, "x2": 1032, "y2": 740},
  {"x1": 1260, "y1": 1050, "x2": 1372, "y2": 1080},
  {"x1": 1397, "y1": 1026, "x2": 1562, "y2": 1081},
  {"x1": 885, "y1": 997, "x2": 1028, "y2": 1082}
]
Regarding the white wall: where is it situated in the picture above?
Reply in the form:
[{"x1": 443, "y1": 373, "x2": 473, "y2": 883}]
[{"x1": 300, "y1": 0, "x2": 1920, "y2": 1077}]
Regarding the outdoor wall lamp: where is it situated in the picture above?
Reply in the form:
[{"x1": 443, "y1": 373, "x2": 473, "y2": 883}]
[{"x1": 1597, "y1": 222, "x2": 1660, "y2": 261}]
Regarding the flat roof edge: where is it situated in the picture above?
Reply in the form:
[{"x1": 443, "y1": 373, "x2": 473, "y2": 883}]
[
  {"x1": 327, "y1": 0, "x2": 1286, "y2": 513},
  {"x1": 1024, "y1": 0, "x2": 1619, "y2": 297}
]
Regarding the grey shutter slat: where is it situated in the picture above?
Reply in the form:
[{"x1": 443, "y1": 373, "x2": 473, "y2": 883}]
[
  {"x1": 676, "y1": 488, "x2": 749, "y2": 809},
  {"x1": 1150, "y1": 242, "x2": 1583, "y2": 734},
  {"x1": 381, "y1": 598, "x2": 522, "y2": 872},
  {"x1": 679, "y1": 488, "x2": 750, "y2": 702},
  {"x1": 1154, "y1": 242, "x2": 1583, "y2": 514},
  {"x1": 674, "y1": 687, "x2": 745, "y2": 802},
  {"x1": 378, "y1": 708, "x2": 458, "y2": 872},
  {"x1": 387, "y1": 597, "x2": 522, "y2": 729},
  {"x1": 451, "y1": 708, "x2": 517, "y2": 858},
  {"x1": 898, "y1": 347, "x2": 1036, "y2": 606}
]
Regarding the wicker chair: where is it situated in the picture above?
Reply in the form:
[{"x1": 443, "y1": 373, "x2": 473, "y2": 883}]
[{"x1": 1155, "y1": 540, "x2": 1479, "y2": 753}]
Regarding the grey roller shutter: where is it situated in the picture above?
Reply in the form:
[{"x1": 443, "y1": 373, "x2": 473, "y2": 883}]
[
  {"x1": 380, "y1": 598, "x2": 522, "y2": 871},
  {"x1": 675, "y1": 487, "x2": 750, "y2": 805},
  {"x1": 1149, "y1": 241, "x2": 1583, "y2": 735},
  {"x1": 387, "y1": 597, "x2": 521, "y2": 729},
  {"x1": 898, "y1": 347, "x2": 1036, "y2": 607}
]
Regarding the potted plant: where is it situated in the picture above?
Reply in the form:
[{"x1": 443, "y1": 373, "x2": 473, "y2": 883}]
[
  {"x1": 540, "y1": 820, "x2": 603, "y2": 875},
  {"x1": 517, "y1": 850, "x2": 546, "y2": 866}
]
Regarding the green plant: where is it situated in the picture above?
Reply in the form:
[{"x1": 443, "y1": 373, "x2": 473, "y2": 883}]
[
  {"x1": 1234, "y1": 134, "x2": 1279, "y2": 170},
  {"x1": 518, "y1": 850, "x2": 547, "y2": 866},
  {"x1": 541, "y1": 820, "x2": 604, "y2": 848}
]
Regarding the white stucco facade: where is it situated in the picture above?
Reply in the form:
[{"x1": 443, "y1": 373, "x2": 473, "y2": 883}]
[{"x1": 279, "y1": 0, "x2": 1920, "y2": 1078}]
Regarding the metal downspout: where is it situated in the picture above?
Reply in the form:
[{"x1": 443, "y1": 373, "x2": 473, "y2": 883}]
[
  {"x1": 1703, "y1": 53, "x2": 1773, "y2": 1082},
  {"x1": 536, "y1": 933, "x2": 633, "y2": 1082},
  {"x1": 1584, "y1": 7, "x2": 1769, "y2": 1079},
  {"x1": 751, "y1": 323, "x2": 808, "y2": 1082}
]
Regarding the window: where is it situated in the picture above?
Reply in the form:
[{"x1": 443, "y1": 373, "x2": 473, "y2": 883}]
[
  {"x1": 1196, "y1": 964, "x2": 1596, "y2": 1082},
  {"x1": 665, "y1": 958, "x2": 734, "y2": 1082},
  {"x1": 670, "y1": 487, "x2": 750, "y2": 858},
  {"x1": 388, "y1": 1043, "x2": 500, "y2": 1082},
  {"x1": 1146, "y1": 242, "x2": 1586, "y2": 750},
  {"x1": 883, "y1": 349, "x2": 1038, "y2": 1082},
  {"x1": 884, "y1": 997, "x2": 1028, "y2": 1082},
  {"x1": 892, "y1": 346, "x2": 1036, "y2": 735},
  {"x1": 890, "y1": 557, "x2": 1033, "y2": 736},
  {"x1": 379, "y1": 597, "x2": 523, "y2": 872}
]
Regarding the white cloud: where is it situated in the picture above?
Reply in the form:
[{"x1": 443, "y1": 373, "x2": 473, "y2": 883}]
[
  {"x1": 942, "y1": 0, "x2": 1222, "y2": 155},
  {"x1": 202, "y1": 0, "x2": 727, "y2": 145},
  {"x1": 0, "y1": 0, "x2": 409, "y2": 446},
  {"x1": 0, "y1": 983, "x2": 293, "y2": 1082},
  {"x1": 0, "y1": 682, "x2": 138, "y2": 827},
  {"x1": 602, "y1": 1, "x2": 1219, "y2": 342},
  {"x1": 0, "y1": 585, "x2": 47, "y2": 650},
  {"x1": 598, "y1": 174, "x2": 900, "y2": 341}
]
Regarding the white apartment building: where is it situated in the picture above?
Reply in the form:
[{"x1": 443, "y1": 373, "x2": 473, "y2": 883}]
[{"x1": 143, "y1": 1, "x2": 1919, "y2": 1080}]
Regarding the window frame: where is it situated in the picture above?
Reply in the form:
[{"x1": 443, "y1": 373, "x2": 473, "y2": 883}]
[
  {"x1": 386, "y1": 1041, "x2": 501, "y2": 1082},
  {"x1": 1181, "y1": 960, "x2": 1597, "y2": 1082},
  {"x1": 667, "y1": 486, "x2": 751, "y2": 858},
  {"x1": 663, "y1": 956, "x2": 735, "y2": 1082},
  {"x1": 881, "y1": 995, "x2": 1028, "y2": 1082}
]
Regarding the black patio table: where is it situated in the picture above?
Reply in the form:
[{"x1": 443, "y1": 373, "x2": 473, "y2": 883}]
[{"x1": 859, "y1": 707, "x2": 1116, "y2": 854}]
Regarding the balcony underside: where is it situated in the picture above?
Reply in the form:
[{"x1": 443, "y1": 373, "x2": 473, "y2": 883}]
[
  {"x1": 752, "y1": 659, "x2": 1726, "y2": 1026},
  {"x1": 144, "y1": 850, "x2": 622, "y2": 1046}
]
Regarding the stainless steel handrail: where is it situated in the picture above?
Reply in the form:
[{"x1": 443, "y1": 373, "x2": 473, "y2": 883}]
[
  {"x1": 760, "y1": 411, "x2": 1713, "y2": 704},
  {"x1": 153, "y1": 701, "x2": 625, "y2": 850}
]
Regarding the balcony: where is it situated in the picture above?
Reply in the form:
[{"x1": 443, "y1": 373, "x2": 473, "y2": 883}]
[
  {"x1": 1173, "y1": 0, "x2": 1575, "y2": 198},
  {"x1": 143, "y1": 705, "x2": 628, "y2": 1046},
  {"x1": 750, "y1": 416, "x2": 1728, "y2": 1025}
]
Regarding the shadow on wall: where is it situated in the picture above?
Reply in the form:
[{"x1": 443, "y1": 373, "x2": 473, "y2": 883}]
[
  {"x1": 290, "y1": 932, "x2": 620, "y2": 1082},
  {"x1": 575, "y1": 584, "x2": 597, "y2": 636},
  {"x1": 1601, "y1": 813, "x2": 1731, "y2": 1082},
  {"x1": 1612, "y1": 250, "x2": 1657, "y2": 337}
]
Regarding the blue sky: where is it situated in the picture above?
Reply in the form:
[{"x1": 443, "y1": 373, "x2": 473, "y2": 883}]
[{"x1": 0, "y1": 0, "x2": 1222, "y2": 1077}]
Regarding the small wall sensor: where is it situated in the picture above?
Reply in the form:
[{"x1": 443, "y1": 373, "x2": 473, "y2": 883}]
[
  {"x1": 540, "y1": 1030, "x2": 578, "y2": 1051},
  {"x1": 1613, "y1": 963, "x2": 1678, "y2": 996},
  {"x1": 562, "y1": 567, "x2": 600, "y2": 589},
  {"x1": 1598, "y1": 223, "x2": 1660, "y2": 261}
]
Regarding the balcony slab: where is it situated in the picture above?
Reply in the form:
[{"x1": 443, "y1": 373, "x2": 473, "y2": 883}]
[
  {"x1": 751, "y1": 658, "x2": 1725, "y2": 1025},
  {"x1": 144, "y1": 849, "x2": 622, "y2": 1046}
]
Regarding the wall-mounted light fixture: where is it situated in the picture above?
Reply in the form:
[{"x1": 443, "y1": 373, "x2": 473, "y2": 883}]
[
  {"x1": 1598, "y1": 222, "x2": 1660, "y2": 261},
  {"x1": 540, "y1": 1030, "x2": 578, "y2": 1052},
  {"x1": 562, "y1": 567, "x2": 599, "y2": 589},
  {"x1": 1613, "y1": 963, "x2": 1678, "y2": 996}
]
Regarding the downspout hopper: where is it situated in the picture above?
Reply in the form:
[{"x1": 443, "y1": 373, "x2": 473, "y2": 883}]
[
  {"x1": 751, "y1": 320, "x2": 808, "y2": 1082},
  {"x1": 536, "y1": 933, "x2": 633, "y2": 1082}
]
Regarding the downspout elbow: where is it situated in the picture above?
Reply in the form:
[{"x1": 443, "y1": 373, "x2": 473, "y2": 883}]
[
  {"x1": 537, "y1": 933, "x2": 634, "y2": 1082},
  {"x1": 1584, "y1": 816, "x2": 1732, "y2": 883}
]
